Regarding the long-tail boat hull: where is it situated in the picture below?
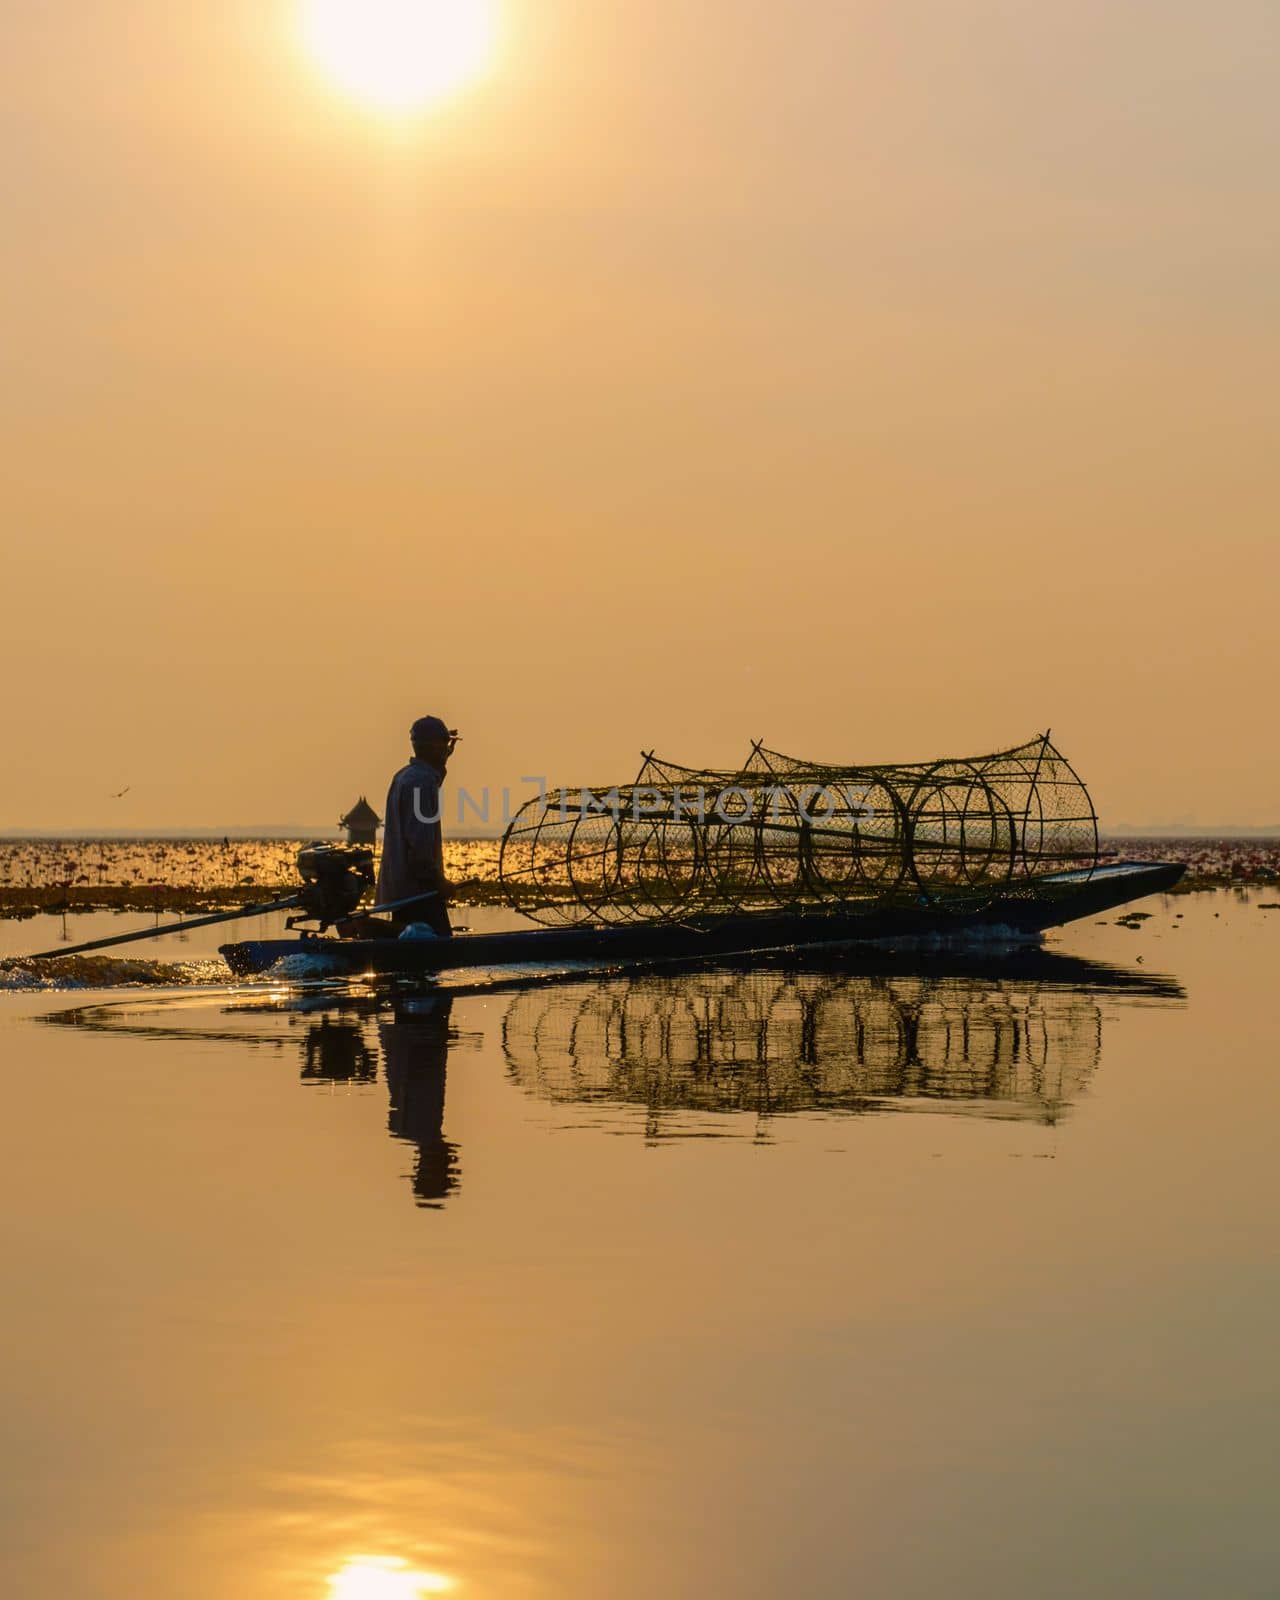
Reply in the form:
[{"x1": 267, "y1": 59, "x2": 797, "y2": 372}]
[{"x1": 219, "y1": 860, "x2": 1184, "y2": 979}]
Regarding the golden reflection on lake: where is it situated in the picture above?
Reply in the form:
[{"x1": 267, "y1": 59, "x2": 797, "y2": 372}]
[{"x1": 1, "y1": 889, "x2": 1277, "y2": 1599}]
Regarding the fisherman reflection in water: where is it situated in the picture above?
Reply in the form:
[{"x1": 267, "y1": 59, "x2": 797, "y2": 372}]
[
  {"x1": 374, "y1": 714, "x2": 458, "y2": 938},
  {"x1": 380, "y1": 996, "x2": 459, "y2": 1207},
  {"x1": 298, "y1": 995, "x2": 460, "y2": 1206}
]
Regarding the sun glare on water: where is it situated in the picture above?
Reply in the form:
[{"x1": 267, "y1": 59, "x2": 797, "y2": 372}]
[
  {"x1": 300, "y1": 0, "x2": 496, "y2": 113},
  {"x1": 326, "y1": 1556, "x2": 455, "y2": 1598}
]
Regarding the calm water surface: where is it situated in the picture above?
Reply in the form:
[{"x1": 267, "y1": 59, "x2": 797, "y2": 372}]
[{"x1": 1, "y1": 890, "x2": 1277, "y2": 1598}]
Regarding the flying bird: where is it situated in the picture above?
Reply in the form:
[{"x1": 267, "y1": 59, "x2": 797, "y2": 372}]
[{"x1": 111, "y1": 786, "x2": 131, "y2": 798}]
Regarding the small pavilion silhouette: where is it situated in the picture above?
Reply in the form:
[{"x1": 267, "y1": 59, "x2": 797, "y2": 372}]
[{"x1": 339, "y1": 796, "x2": 380, "y2": 846}]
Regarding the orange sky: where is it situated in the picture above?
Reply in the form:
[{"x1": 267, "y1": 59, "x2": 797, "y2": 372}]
[{"x1": 2, "y1": 1, "x2": 1276, "y2": 831}]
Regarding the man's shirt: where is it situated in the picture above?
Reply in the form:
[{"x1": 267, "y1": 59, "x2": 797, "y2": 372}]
[{"x1": 377, "y1": 758, "x2": 445, "y2": 905}]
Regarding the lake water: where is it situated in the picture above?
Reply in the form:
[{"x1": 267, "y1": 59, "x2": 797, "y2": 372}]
[{"x1": 1, "y1": 887, "x2": 1277, "y2": 1598}]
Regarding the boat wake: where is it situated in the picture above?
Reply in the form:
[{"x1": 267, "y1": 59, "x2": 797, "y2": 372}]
[
  {"x1": 263, "y1": 951, "x2": 346, "y2": 981},
  {"x1": 0, "y1": 954, "x2": 233, "y2": 991}
]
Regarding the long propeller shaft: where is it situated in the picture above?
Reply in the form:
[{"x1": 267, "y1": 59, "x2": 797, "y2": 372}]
[{"x1": 19, "y1": 894, "x2": 306, "y2": 962}]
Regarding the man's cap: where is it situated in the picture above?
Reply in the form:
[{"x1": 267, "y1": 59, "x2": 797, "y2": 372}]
[{"x1": 410, "y1": 715, "x2": 458, "y2": 745}]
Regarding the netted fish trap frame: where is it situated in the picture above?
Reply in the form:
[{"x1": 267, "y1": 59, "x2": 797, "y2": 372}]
[{"x1": 497, "y1": 732, "x2": 1098, "y2": 927}]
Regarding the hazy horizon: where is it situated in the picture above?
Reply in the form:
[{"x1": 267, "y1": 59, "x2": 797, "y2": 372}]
[
  {"x1": 4, "y1": 1, "x2": 1277, "y2": 831},
  {"x1": 4, "y1": 819, "x2": 1280, "y2": 841}
]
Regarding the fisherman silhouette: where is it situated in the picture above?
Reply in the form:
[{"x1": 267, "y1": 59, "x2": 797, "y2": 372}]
[{"x1": 375, "y1": 714, "x2": 459, "y2": 937}]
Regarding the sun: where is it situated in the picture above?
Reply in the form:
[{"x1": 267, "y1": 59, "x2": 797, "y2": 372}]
[
  {"x1": 300, "y1": 0, "x2": 497, "y2": 114},
  {"x1": 326, "y1": 1555, "x2": 454, "y2": 1598}
]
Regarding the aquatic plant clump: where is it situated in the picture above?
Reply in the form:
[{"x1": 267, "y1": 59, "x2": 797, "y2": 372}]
[{"x1": 498, "y1": 733, "x2": 1099, "y2": 926}]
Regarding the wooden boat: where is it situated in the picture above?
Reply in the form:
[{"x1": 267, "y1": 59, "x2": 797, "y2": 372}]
[{"x1": 219, "y1": 860, "x2": 1184, "y2": 978}]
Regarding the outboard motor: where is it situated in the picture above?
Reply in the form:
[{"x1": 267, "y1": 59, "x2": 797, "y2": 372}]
[{"x1": 292, "y1": 843, "x2": 375, "y2": 930}]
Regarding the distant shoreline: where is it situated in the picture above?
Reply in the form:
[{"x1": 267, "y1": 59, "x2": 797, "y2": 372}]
[
  {"x1": 2, "y1": 833, "x2": 1276, "y2": 919},
  {"x1": 3, "y1": 830, "x2": 1279, "y2": 843},
  {"x1": 0, "y1": 830, "x2": 507, "y2": 843}
]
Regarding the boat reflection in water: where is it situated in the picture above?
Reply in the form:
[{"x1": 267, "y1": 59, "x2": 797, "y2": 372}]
[
  {"x1": 288, "y1": 949, "x2": 1182, "y2": 1159},
  {"x1": 47, "y1": 949, "x2": 1183, "y2": 1202},
  {"x1": 500, "y1": 953, "x2": 1183, "y2": 1138}
]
